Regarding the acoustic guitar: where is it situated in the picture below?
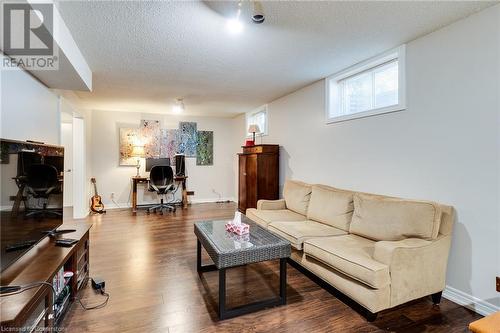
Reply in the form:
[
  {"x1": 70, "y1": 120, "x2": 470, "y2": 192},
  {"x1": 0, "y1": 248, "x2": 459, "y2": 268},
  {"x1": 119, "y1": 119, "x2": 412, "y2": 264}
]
[{"x1": 90, "y1": 178, "x2": 106, "y2": 214}]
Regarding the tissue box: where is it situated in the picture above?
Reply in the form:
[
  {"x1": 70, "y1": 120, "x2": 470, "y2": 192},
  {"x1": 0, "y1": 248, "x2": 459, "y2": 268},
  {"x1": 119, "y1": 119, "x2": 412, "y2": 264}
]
[{"x1": 225, "y1": 222, "x2": 250, "y2": 235}]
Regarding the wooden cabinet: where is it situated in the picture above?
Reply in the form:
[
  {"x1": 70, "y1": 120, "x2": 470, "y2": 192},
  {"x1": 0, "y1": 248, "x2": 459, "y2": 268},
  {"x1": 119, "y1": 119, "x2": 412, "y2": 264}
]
[
  {"x1": 238, "y1": 145, "x2": 279, "y2": 212},
  {"x1": 0, "y1": 223, "x2": 91, "y2": 331}
]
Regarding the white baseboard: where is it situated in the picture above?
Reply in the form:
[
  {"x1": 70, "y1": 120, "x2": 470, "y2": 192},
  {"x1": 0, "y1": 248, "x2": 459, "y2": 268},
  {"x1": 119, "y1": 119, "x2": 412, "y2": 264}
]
[
  {"x1": 443, "y1": 285, "x2": 500, "y2": 316},
  {"x1": 190, "y1": 197, "x2": 236, "y2": 204},
  {"x1": 104, "y1": 198, "x2": 236, "y2": 210}
]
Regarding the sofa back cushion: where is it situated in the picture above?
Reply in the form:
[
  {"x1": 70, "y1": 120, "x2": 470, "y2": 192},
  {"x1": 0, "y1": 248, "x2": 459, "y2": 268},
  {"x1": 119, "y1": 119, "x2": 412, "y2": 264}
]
[
  {"x1": 349, "y1": 193, "x2": 442, "y2": 241},
  {"x1": 283, "y1": 180, "x2": 312, "y2": 215},
  {"x1": 307, "y1": 185, "x2": 354, "y2": 231}
]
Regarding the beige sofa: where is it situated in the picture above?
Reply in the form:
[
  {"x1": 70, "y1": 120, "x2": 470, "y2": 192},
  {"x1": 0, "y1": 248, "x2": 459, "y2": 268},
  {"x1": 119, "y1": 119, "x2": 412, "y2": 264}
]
[{"x1": 246, "y1": 180, "x2": 454, "y2": 320}]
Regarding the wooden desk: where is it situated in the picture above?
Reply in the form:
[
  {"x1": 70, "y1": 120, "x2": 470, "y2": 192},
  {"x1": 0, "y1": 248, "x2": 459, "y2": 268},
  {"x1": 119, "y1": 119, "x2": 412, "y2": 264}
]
[{"x1": 132, "y1": 176, "x2": 188, "y2": 213}]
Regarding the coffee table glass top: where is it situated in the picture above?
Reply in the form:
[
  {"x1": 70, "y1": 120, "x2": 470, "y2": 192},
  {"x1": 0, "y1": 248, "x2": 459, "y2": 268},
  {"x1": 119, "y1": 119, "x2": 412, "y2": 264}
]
[{"x1": 194, "y1": 216, "x2": 289, "y2": 254}]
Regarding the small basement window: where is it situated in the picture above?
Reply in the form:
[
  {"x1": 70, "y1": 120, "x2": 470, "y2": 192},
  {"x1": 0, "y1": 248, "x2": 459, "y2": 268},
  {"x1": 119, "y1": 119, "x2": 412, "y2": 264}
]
[
  {"x1": 246, "y1": 105, "x2": 268, "y2": 137},
  {"x1": 326, "y1": 45, "x2": 406, "y2": 123}
]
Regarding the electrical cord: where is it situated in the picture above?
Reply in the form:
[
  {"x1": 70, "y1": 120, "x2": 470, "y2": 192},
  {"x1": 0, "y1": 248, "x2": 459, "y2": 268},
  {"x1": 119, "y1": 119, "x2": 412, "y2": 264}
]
[
  {"x1": 0, "y1": 281, "x2": 56, "y2": 297},
  {"x1": 75, "y1": 291, "x2": 109, "y2": 310},
  {"x1": 74, "y1": 277, "x2": 110, "y2": 310},
  {"x1": 1, "y1": 278, "x2": 110, "y2": 310}
]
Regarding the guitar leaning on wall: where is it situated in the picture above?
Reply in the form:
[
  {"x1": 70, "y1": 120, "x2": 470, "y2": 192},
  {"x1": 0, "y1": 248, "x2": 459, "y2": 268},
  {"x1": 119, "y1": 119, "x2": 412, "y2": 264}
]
[{"x1": 90, "y1": 178, "x2": 106, "y2": 214}]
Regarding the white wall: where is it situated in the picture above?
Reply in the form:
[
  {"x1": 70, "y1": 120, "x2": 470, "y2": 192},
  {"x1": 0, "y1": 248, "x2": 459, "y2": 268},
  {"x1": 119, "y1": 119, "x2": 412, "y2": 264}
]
[
  {"x1": 1, "y1": 55, "x2": 60, "y2": 144},
  {"x1": 90, "y1": 110, "x2": 236, "y2": 208},
  {"x1": 234, "y1": 5, "x2": 500, "y2": 315}
]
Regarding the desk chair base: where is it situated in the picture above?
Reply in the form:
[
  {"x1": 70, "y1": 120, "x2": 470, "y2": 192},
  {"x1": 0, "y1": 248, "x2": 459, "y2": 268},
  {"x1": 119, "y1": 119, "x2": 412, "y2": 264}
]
[
  {"x1": 25, "y1": 202, "x2": 62, "y2": 218},
  {"x1": 147, "y1": 198, "x2": 176, "y2": 215}
]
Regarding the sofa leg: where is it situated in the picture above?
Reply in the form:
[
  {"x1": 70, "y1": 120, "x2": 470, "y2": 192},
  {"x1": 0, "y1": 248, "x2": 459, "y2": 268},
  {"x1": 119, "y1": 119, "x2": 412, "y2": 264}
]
[
  {"x1": 365, "y1": 310, "x2": 378, "y2": 322},
  {"x1": 431, "y1": 291, "x2": 442, "y2": 305}
]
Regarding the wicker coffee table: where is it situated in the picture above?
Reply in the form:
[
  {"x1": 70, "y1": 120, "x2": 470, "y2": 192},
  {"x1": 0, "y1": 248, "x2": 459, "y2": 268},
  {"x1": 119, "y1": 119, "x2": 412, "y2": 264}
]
[{"x1": 194, "y1": 216, "x2": 291, "y2": 320}]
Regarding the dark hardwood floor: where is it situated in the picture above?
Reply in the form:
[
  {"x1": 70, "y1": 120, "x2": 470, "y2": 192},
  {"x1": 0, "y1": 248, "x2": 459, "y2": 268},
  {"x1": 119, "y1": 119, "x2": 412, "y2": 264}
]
[{"x1": 62, "y1": 202, "x2": 481, "y2": 332}]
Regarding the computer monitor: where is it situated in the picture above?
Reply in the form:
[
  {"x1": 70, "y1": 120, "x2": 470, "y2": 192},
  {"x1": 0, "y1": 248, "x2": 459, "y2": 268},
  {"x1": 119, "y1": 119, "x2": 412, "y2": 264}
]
[{"x1": 146, "y1": 158, "x2": 170, "y2": 172}]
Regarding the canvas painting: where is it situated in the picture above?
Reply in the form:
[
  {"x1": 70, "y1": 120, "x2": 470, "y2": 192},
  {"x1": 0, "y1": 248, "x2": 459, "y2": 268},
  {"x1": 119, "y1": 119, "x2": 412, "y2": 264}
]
[
  {"x1": 160, "y1": 129, "x2": 179, "y2": 165},
  {"x1": 196, "y1": 131, "x2": 213, "y2": 166},
  {"x1": 140, "y1": 120, "x2": 161, "y2": 157},
  {"x1": 119, "y1": 127, "x2": 140, "y2": 166},
  {"x1": 177, "y1": 122, "x2": 197, "y2": 157}
]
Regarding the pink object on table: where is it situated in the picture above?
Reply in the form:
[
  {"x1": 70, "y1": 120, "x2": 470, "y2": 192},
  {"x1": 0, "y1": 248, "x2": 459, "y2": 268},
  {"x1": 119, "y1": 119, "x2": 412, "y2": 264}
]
[{"x1": 225, "y1": 222, "x2": 250, "y2": 235}]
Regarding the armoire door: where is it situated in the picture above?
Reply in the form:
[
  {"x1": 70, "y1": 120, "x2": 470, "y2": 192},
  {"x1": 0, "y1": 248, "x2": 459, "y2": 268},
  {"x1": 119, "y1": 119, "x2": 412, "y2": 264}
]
[{"x1": 245, "y1": 154, "x2": 258, "y2": 210}]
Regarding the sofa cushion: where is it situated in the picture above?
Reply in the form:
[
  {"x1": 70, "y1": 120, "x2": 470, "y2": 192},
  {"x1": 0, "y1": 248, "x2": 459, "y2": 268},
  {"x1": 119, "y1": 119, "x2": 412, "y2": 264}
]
[
  {"x1": 303, "y1": 235, "x2": 390, "y2": 289},
  {"x1": 283, "y1": 180, "x2": 312, "y2": 215},
  {"x1": 246, "y1": 208, "x2": 305, "y2": 228},
  {"x1": 307, "y1": 185, "x2": 354, "y2": 231},
  {"x1": 268, "y1": 220, "x2": 347, "y2": 250},
  {"x1": 350, "y1": 194, "x2": 442, "y2": 241}
]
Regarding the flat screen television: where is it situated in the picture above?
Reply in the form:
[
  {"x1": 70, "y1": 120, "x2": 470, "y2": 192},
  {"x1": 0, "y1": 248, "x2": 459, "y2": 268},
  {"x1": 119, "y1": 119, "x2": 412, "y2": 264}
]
[{"x1": 0, "y1": 139, "x2": 64, "y2": 272}]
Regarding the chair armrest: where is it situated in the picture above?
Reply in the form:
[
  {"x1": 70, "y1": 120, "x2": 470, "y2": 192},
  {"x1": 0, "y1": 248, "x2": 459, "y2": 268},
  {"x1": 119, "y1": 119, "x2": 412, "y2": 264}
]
[
  {"x1": 373, "y1": 236, "x2": 452, "y2": 307},
  {"x1": 257, "y1": 199, "x2": 286, "y2": 210}
]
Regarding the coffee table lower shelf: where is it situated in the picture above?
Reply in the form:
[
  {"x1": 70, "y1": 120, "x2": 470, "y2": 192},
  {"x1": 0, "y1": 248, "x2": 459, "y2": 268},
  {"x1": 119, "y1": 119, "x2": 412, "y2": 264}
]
[{"x1": 196, "y1": 240, "x2": 287, "y2": 320}]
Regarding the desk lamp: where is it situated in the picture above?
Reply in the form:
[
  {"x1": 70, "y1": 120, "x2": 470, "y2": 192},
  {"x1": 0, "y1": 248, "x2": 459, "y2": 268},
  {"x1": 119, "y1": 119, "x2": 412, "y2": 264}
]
[
  {"x1": 247, "y1": 124, "x2": 261, "y2": 145},
  {"x1": 131, "y1": 145, "x2": 145, "y2": 177}
]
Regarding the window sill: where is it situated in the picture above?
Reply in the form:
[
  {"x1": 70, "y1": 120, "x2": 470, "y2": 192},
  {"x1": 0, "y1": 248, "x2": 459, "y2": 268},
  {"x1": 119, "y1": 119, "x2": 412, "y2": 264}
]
[{"x1": 326, "y1": 104, "x2": 406, "y2": 124}]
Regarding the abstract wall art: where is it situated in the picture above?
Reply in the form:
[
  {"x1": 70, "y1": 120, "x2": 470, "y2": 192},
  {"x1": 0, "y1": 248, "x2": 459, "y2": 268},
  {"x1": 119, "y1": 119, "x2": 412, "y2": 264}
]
[
  {"x1": 140, "y1": 120, "x2": 161, "y2": 157},
  {"x1": 119, "y1": 128, "x2": 140, "y2": 166},
  {"x1": 119, "y1": 120, "x2": 214, "y2": 167},
  {"x1": 160, "y1": 129, "x2": 179, "y2": 165},
  {"x1": 177, "y1": 122, "x2": 197, "y2": 157},
  {"x1": 196, "y1": 131, "x2": 213, "y2": 166}
]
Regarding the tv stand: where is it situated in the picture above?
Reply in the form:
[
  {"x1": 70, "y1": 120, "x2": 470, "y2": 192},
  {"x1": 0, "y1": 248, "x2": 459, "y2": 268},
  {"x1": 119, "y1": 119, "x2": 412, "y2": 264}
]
[{"x1": 0, "y1": 223, "x2": 91, "y2": 331}]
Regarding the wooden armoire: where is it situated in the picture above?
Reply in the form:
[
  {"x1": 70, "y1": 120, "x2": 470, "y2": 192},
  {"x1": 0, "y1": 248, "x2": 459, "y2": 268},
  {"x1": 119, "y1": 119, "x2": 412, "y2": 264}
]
[{"x1": 238, "y1": 144, "x2": 279, "y2": 212}]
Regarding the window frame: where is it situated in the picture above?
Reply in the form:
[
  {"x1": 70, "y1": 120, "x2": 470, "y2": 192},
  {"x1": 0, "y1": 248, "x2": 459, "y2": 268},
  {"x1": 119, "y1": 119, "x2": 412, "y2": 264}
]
[
  {"x1": 246, "y1": 105, "x2": 268, "y2": 138},
  {"x1": 325, "y1": 45, "x2": 406, "y2": 124}
]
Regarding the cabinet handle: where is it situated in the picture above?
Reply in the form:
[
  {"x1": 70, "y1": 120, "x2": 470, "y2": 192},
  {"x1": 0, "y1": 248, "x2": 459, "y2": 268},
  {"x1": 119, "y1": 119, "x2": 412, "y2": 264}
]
[{"x1": 243, "y1": 173, "x2": 247, "y2": 176}]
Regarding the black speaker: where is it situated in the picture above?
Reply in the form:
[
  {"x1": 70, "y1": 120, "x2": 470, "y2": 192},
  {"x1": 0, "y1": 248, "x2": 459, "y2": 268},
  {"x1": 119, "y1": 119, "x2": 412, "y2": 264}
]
[{"x1": 175, "y1": 154, "x2": 185, "y2": 176}]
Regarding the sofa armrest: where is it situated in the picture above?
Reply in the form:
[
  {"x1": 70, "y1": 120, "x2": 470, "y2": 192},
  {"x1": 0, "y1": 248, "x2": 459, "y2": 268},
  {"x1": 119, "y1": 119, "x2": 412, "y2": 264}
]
[
  {"x1": 373, "y1": 238, "x2": 431, "y2": 265},
  {"x1": 257, "y1": 199, "x2": 286, "y2": 210},
  {"x1": 373, "y1": 236, "x2": 452, "y2": 307}
]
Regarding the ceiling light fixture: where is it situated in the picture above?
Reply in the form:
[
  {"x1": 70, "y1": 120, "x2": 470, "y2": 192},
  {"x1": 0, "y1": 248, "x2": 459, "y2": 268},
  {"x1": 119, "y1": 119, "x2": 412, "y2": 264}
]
[
  {"x1": 172, "y1": 98, "x2": 185, "y2": 114},
  {"x1": 226, "y1": 1, "x2": 243, "y2": 34}
]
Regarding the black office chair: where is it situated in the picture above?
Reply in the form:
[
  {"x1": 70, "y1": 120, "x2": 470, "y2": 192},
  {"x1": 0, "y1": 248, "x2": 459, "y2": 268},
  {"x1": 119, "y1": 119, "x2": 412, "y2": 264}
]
[
  {"x1": 25, "y1": 164, "x2": 62, "y2": 218},
  {"x1": 147, "y1": 165, "x2": 177, "y2": 214}
]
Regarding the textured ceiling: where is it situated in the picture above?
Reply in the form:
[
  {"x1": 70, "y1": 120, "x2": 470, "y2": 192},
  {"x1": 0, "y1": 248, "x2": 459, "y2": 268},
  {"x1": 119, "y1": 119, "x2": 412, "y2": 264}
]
[{"x1": 57, "y1": 1, "x2": 496, "y2": 117}]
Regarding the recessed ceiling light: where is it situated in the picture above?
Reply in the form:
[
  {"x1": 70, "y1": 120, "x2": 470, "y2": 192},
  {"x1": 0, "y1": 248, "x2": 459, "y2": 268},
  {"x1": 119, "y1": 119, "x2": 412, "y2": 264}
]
[{"x1": 172, "y1": 98, "x2": 184, "y2": 114}]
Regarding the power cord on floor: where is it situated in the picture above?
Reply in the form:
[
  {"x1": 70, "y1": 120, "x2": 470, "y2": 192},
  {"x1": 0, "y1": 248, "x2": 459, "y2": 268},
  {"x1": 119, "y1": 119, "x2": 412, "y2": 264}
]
[{"x1": 75, "y1": 277, "x2": 110, "y2": 310}]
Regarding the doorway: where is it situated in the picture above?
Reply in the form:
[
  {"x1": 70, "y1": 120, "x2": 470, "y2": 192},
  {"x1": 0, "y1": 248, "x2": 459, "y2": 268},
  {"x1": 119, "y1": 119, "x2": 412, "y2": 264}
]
[{"x1": 60, "y1": 98, "x2": 87, "y2": 219}]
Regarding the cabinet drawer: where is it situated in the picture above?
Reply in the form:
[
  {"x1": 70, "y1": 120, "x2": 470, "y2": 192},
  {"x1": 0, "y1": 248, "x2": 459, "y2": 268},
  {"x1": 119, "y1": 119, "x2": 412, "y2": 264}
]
[{"x1": 241, "y1": 145, "x2": 279, "y2": 154}]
